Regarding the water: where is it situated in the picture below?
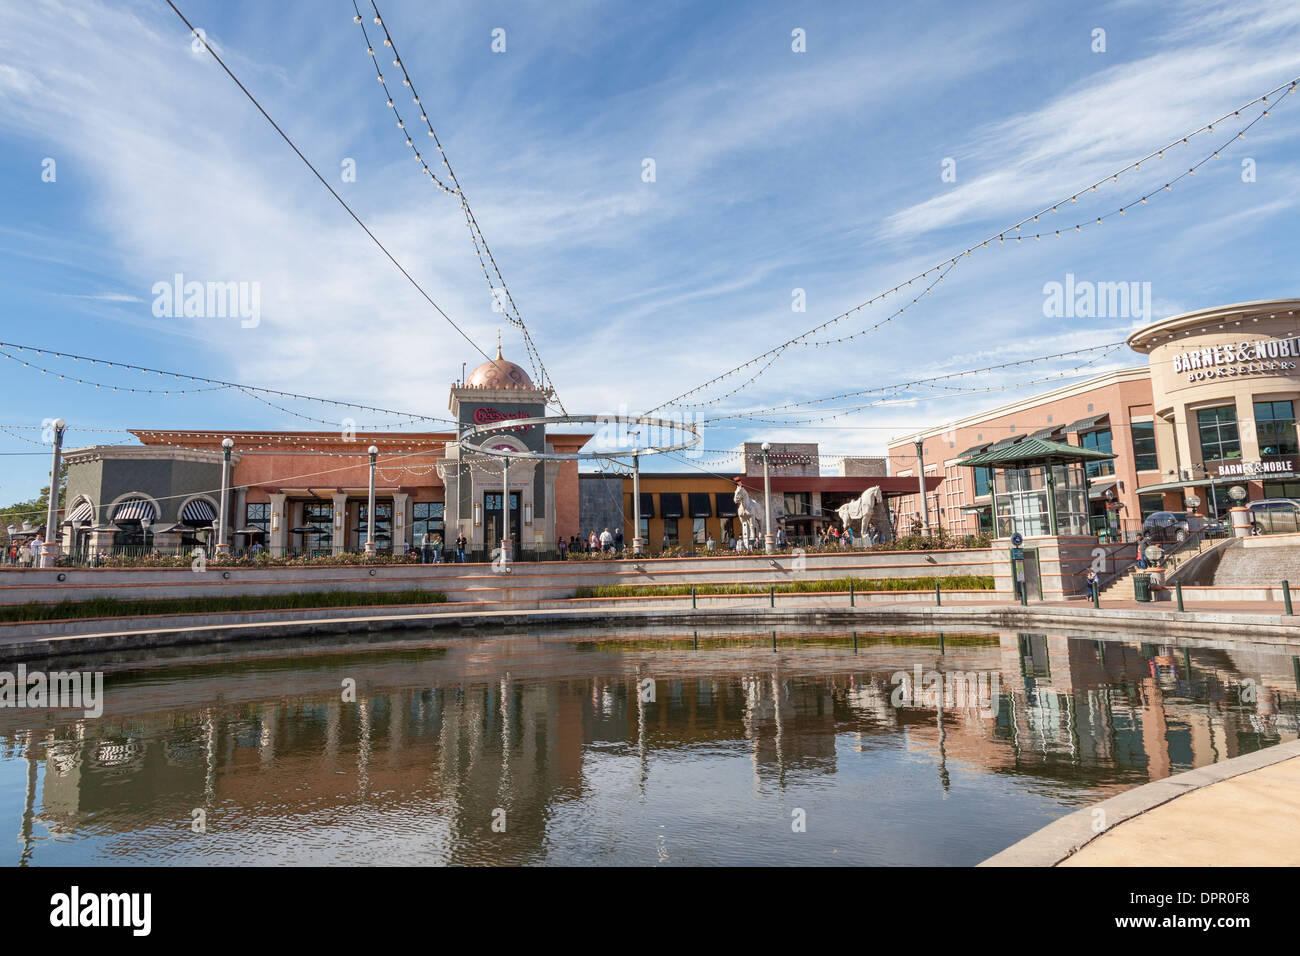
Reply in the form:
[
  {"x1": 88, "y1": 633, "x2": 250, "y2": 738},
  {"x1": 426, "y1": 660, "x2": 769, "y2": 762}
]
[{"x1": 3, "y1": 627, "x2": 1297, "y2": 866}]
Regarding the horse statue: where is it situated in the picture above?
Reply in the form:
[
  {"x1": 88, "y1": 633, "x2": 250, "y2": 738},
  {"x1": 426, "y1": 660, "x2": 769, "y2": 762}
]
[
  {"x1": 836, "y1": 486, "x2": 892, "y2": 542},
  {"x1": 733, "y1": 484, "x2": 764, "y2": 548}
]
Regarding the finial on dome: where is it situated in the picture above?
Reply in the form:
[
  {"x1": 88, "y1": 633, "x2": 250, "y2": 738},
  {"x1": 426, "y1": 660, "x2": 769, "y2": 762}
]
[{"x1": 496, "y1": 329, "x2": 502, "y2": 360}]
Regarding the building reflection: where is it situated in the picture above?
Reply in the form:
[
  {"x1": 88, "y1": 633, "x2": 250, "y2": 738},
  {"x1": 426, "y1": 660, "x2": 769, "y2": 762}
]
[{"x1": 4, "y1": 629, "x2": 1299, "y2": 864}]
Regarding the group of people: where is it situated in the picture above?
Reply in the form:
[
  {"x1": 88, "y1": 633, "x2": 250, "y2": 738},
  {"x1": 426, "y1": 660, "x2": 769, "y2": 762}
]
[
  {"x1": 418, "y1": 531, "x2": 469, "y2": 564},
  {"x1": 558, "y1": 528, "x2": 625, "y2": 558},
  {"x1": 3, "y1": 537, "x2": 44, "y2": 566}
]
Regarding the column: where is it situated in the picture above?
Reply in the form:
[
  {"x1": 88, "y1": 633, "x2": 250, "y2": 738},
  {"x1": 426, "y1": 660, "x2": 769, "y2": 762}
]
[
  {"x1": 331, "y1": 491, "x2": 348, "y2": 555},
  {"x1": 391, "y1": 491, "x2": 410, "y2": 554},
  {"x1": 268, "y1": 493, "x2": 287, "y2": 555}
]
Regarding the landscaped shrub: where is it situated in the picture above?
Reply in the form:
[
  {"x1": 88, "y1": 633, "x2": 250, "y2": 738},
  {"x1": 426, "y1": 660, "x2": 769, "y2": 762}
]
[
  {"x1": 572, "y1": 575, "x2": 994, "y2": 598},
  {"x1": 0, "y1": 589, "x2": 447, "y2": 624}
]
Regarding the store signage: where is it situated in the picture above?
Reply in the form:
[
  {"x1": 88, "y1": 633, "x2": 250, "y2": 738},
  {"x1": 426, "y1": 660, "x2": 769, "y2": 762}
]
[
  {"x1": 1213, "y1": 457, "x2": 1299, "y2": 479},
  {"x1": 1172, "y1": 336, "x2": 1300, "y2": 382},
  {"x1": 472, "y1": 407, "x2": 535, "y2": 433}
]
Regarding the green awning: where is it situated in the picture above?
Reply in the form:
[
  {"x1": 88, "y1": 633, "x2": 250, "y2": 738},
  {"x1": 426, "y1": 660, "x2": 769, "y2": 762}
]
[{"x1": 957, "y1": 437, "x2": 1116, "y2": 467}]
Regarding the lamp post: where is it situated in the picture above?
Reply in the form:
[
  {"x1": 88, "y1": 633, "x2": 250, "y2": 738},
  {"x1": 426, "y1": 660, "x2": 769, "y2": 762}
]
[
  {"x1": 140, "y1": 515, "x2": 152, "y2": 553},
  {"x1": 215, "y1": 437, "x2": 234, "y2": 558},
  {"x1": 631, "y1": 451, "x2": 643, "y2": 556},
  {"x1": 761, "y1": 441, "x2": 775, "y2": 554},
  {"x1": 501, "y1": 453, "x2": 511, "y2": 563},
  {"x1": 365, "y1": 445, "x2": 378, "y2": 557},
  {"x1": 914, "y1": 439, "x2": 931, "y2": 537},
  {"x1": 40, "y1": 418, "x2": 65, "y2": 568}
]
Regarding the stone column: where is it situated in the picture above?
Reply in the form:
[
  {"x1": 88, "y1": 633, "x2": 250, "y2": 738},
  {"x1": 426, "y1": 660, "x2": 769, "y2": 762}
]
[
  {"x1": 331, "y1": 492, "x2": 349, "y2": 555},
  {"x1": 392, "y1": 491, "x2": 410, "y2": 553},
  {"x1": 269, "y1": 493, "x2": 287, "y2": 555}
]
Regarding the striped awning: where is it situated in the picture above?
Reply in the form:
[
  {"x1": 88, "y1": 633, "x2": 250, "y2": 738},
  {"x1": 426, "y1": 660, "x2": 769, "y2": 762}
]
[
  {"x1": 64, "y1": 501, "x2": 95, "y2": 525},
  {"x1": 181, "y1": 499, "x2": 217, "y2": 524},
  {"x1": 111, "y1": 499, "x2": 157, "y2": 523}
]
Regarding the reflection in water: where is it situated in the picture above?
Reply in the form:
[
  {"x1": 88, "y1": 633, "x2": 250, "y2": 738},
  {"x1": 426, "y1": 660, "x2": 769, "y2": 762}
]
[{"x1": 2, "y1": 628, "x2": 1297, "y2": 866}]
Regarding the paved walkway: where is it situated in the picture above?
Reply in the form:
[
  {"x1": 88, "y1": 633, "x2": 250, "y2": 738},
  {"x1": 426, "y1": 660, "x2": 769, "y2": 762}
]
[
  {"x1": 1062, "y1": 755, "x2": 1300, "y2": 866},
  {"x1": 983, "y1": 739, "x2": 1300, "y2": 866}
]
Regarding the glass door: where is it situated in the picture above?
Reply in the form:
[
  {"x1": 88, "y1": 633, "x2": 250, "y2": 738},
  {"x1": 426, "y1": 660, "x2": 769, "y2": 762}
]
[{"x1": 483, "y1": 492, "x2": 521, "y2": 553}]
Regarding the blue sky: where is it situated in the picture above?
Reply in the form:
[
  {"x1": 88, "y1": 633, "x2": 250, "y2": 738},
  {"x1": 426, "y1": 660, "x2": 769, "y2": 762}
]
[{"x1": 2, "y1": 0, "x2": 1299, "y2": 500}]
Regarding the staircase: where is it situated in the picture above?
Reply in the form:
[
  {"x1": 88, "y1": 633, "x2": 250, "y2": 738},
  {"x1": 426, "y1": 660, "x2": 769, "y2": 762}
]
[
  {"x1": 1099, "y1": 534, "x2": 1224, "y2": 598},
  {"x1": 1212, "y1": 540, "x2": 1300, "y2": 586}
]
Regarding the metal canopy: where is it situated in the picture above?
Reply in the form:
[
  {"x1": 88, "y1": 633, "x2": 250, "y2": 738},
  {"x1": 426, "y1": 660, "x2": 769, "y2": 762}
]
[
  {"x1": 957, "y1": 436, "x2": 1117, "y2": 467},
  {"x1": 1064, "y1": 413, "x2": 1110, "y2": 433}
]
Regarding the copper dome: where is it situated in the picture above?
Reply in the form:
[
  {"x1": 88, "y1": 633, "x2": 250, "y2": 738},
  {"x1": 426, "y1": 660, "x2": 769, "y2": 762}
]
[{"x1": 466, "y1": 344, "x2": 534, "y2": 390}]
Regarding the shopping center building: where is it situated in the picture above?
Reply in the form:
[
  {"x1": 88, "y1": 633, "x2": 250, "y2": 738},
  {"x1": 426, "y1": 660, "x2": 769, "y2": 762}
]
[
  {"x1": 59, "y1": 348, "x2": 592, "y2": 560},
  {"x1": 887, "y1": 298, "x2": 1300, "y2": 538}
]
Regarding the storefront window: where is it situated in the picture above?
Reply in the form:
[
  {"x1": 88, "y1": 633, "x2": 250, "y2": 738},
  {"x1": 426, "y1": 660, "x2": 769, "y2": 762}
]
[
  {"x1": 1138, "y1": 493, "x2": 1164, "y2": 519},
  {"x1": 639, "y1": 516, "x2": 649, "y2": 540},
  {"x1": 356, "y1": 502, "x2": 392, "y2": 551},
  {"x1": 1263, "y1": 481, "x2": 1300, "y2": 500},
  {"x1": 1254, "y1": 400, "x2": 1298, "y2": 457},
  {"x1": 782, "y1": 492, "x2": 810, "y2": 515},
  {"x1": 972, "y1": 466, "x2": 992, "y2": 497},
  {"x1": 301, "y1": 502, "x2": 333, "y2": 552},
  {"x1": 1080, "y1": 429, "x2": 1113, "y2": 477},
  {"x1": 693, "y1": 517, "x2": 707, "y2": 543},
  {"x1": 413, "y1": 501, "x2": 444, "y2": 544},
  {"x1": 245, "y1": 502, "x2": 270, "y2": 532},
  {"x1": 1131, "y1": 421, "x2": 1159, "y2": 471},
  {"x1": 1197, "y1": 406, "x2": 1241, "y2": 462},
  {"x1": 662, "y1": 519, "x2": 679, "y2": 548}
]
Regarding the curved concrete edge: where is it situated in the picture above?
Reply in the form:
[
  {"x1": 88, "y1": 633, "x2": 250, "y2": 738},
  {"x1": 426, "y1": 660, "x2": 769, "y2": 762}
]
[
  {"x1": 979, "y1": 738, "x2": 1300, "y2": 867},
  {"x1": 3, "y1": 600, "x2": 1300, "y2": 663}
]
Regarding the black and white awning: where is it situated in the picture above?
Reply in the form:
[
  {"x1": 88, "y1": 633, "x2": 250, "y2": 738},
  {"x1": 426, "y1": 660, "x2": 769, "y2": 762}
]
[
  {"x1": 63, "y1": 501, "x2": 95, "y2": 525},
  {"x1": 111, "y1": 499, "x2": 157, "y2": 523},
  {"x1": 181, "y1": 499, "x2": 217, "y2": 524}
]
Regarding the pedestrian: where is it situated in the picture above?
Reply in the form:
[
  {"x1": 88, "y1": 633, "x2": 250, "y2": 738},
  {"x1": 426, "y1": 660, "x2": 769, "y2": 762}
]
[
  {"x1": 1085, "y1": 567, "x2": 1100, "y2": 602},
  {"x1": 557, "y1": 536, "x2": 567, "y2": 560},
  {"x1": 588, "y1": 530, "x2": 598, "y2": 554},
  {"x1": 614, "y1": 528, "x2": 624, "y2": 552},
  {"x1": 455, "y1": 532, "x2": 467, "y2": 563},
  {"x1": 1137, "y1": 536, "x2": 1149, "y2": 569},
  {"x1": 843, "y1": 525, "x2": 854, "y2": 549},
  {"x1": 432, "y1": 532, "x2": 443, "y2": 564},
  {"x1": 661, "y1": 531, "x2": 670, "y2": 553},
  {"x1": 30, "y1": 536, "x2": 43, "y2": 566},
  {"x1": 420, "y1": 528, "x2": 435, "y2": 564},
  {"x1": 600, "y1": 527, "x2": 613, "y2": 554}
]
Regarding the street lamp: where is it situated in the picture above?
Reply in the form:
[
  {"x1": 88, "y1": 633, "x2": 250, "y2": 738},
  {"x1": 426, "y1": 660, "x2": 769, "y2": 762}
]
[
  {"x1": 215, "y1": 438, "x2": 234, "y2": 558},
  {"x1": 631, "y1": 450, "x2": 644, "y2": 556},
  {"x1": 761, "y1": 441, "x2": 775, "y2": 554},
  {"x1": 40, "y1": 418, "x2": 65, "y2": 568},
  {"x1": 914, "y1": 439, "x2": 931, "y2": 537},
  {"x1": 365, "y1": 445, "x2": 378, "y2": 557},
  {"x1": 140, "y1": 515, "x2": 152, "y2": 552}
]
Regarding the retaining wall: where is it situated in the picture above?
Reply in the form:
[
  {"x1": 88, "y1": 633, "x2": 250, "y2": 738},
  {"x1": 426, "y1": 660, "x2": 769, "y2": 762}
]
[{"x1": 0, "y1": 548, "x2": 996, "y2": 607}]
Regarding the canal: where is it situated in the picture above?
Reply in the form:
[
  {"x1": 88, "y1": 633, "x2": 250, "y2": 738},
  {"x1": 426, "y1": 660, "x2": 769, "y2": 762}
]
[{"x1": 2, "y1": 626, "x2": 1297, "y2": 865}]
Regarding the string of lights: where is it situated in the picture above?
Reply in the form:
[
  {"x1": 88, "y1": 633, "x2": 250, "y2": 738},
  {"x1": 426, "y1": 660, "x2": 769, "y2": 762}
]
[
  {"x1": 0, "y1": 340, "x2": 457, "y2": 427},
  {"x1": 700, "y1": 344, "x2": 1126, "y2": 425},
  {"x1": 646, "y1": 76, "x2": 1298, "y2": 414},
  {"x1": 161, "y1": 0, "x2": 505, "y2": 377},
  {"x1": 0, "y1": 444, "x2": 447, "y2": 522},
  {"x1": 708, "y1": 342, "x2": 1126, "y2": 419},
  {"x1": 353, "y1": 0, "x2": 568, "y2": 414}
]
